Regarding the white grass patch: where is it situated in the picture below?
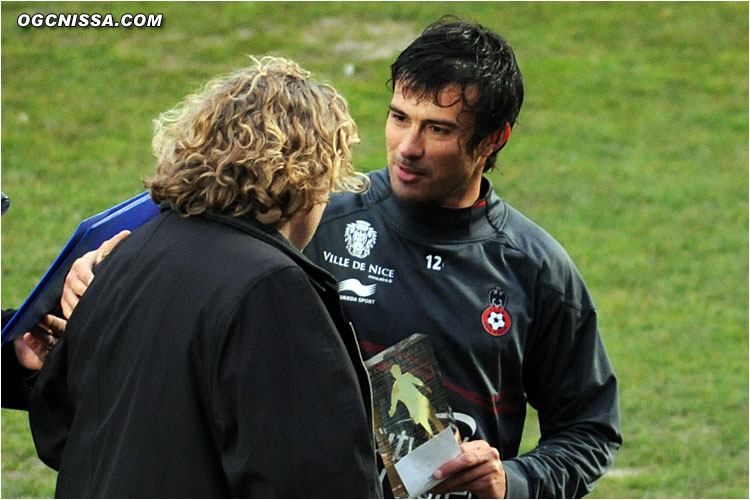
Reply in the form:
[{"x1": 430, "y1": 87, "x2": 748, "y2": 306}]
[
  {"x1": 604, "y1": 467, "x2": 650, "y2": 479},
  {"x1": 303, "y1": 17, "x2": 419, "y2": 61}
]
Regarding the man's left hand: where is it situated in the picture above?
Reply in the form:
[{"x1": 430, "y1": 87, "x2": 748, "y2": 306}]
[
  {"x1": 431, "y1": 440, "x2": 507, "y2": 499},
  {"x1": 13, "y1": 314, "x2": 66, "y2": 370}
]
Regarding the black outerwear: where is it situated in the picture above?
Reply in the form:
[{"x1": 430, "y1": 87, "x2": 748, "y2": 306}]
[
  {"x1": 2, "y1": 308, "x2": 36, "y2": 410},
  {"x1": 304, "y1": 168, "x2": 622, "y2": 498},
  {"x1": 30, "y1": 207, "x2": 382, "y2": 499}
]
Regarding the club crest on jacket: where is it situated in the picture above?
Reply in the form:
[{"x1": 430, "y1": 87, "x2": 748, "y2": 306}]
[
  {"x1": 345, "y1": 220, "x2": 378, "y2": 258},
  {"x1": 482, "y1": 287, "x2": 512, "y2": 336}
]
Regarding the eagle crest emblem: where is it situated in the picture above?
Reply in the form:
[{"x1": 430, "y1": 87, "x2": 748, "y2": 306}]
[{"x1": 344, "y1": 220, "x2": 377, "y2": 259}]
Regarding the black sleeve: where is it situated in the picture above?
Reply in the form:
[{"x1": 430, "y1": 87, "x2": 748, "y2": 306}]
[
  {"x1": 504, "y1": 282, "x2": 622, "y2": 498},
  {"x1": 1, "y1": 309, "x2": 37, "y2": 411},
  {"x1": 26, "y1": 327, "x2": 71, "y2": 471},
  {"x1": 209, "y1": 266, "x2": 380, "y2": 498}
]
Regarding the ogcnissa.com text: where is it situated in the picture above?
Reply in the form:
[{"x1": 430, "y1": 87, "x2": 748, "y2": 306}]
[{"x1": 18, "y1": 12, "x2": 163, "y2": 28}]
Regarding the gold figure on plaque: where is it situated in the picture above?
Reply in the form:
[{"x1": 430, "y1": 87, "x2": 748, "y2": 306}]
[{"x1": 388, "y1": 364, "x2": 445, "y2": 437}]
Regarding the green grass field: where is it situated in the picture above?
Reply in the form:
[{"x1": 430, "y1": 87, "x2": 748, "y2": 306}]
[{"x1": 2, "y1": 2, "x2": 747, "y2": 498}]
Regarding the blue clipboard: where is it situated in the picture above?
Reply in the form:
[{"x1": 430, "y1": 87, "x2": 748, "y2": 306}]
[{"x1": 1, "y1": 192, "x2": 161, "y2": 344}]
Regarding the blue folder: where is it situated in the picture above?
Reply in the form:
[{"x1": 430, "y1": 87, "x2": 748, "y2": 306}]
[{"x1": 2, "y1": 192, "x2": 160, "y2": 345}]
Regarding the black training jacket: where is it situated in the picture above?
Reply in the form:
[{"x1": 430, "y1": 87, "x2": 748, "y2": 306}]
[{"x1": 305, "y1": 168, "x2": 622, "y2": 498}]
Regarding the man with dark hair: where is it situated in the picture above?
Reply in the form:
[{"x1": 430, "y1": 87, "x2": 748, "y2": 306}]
[
  {"x1": 388, "y1": 18, "x2": 524, "y2": 173},
  {"x1": 63, "y1": 17, "x2": 621, "y2": 498},
  {"x1": 304, "y1": 18, "x2": 622, "y2": 498}
]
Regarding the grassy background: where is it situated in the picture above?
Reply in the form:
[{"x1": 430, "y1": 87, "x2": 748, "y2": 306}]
[{"x1": 1, "y1": 1, "x2": 747, "y2": 498}]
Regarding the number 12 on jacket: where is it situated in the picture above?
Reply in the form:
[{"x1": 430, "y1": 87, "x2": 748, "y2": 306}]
[{"x1": 426, "y1": 254, "x2": 443, "y2": 271}]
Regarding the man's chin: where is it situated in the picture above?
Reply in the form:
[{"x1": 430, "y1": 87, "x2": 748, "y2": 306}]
[
  {"x1": 391, "y1": 182, "x2": 432, "y2": 205},
  {"x1": 389, "y1": 169, "x2": 440, "y2": 206}
]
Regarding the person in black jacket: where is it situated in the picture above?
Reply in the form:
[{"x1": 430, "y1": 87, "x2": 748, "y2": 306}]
[
  {"x1": 29, "y1": 56, "x2": 382, "y2": 498},
  {"x1": 2, "y1": 191, "x2": 68, "y2": 410},
  {"x1": 2, "y1": 312, "x2": 65, "y2": 410}
]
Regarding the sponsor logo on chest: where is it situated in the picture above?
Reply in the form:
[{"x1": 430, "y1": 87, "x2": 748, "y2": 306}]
[{"x1": 323, "y1": 220, "x2": 396, "y2": 305}]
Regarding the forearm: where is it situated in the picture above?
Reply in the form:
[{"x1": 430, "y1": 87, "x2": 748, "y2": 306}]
[{"x1": 504, "y1": 404, "x2": 622, "y2": 498}]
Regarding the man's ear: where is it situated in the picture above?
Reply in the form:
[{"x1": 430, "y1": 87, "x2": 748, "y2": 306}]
[{"x1": 481, "y1": 123, "x2": 512, "y2": 158}]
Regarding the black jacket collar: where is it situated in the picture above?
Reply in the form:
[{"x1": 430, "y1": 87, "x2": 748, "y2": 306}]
[
  {"x1": 368, "y1": 168, "x2": 507, "y2": 242},
  {"x1": 160, "y1": 202, "x2": 338, "y2": 293}
]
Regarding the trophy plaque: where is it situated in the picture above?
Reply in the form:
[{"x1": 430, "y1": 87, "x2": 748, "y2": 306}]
[{"x1": 365, "y1": 333, "x2": 461, "y2": 498}]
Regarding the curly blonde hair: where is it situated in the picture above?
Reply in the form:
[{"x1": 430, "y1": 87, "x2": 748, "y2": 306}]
[{"x1": 145, "y1": 56, "x2": 368, "y2": 227}]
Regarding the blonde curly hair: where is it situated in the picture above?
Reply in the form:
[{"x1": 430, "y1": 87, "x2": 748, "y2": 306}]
[{"x1": 145, "y1": 56, "x2": 367, "y2": 227}]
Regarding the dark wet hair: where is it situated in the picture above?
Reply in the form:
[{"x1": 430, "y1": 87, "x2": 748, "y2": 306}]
[{"x1": 390, "y1": 16, "x2": 524, "y2": 171}]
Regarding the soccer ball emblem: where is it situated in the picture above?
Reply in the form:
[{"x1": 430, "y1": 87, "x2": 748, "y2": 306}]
[
  {"x1": 487, "y1": 311, "x2": 506, "y2": 330},
  {"x1": 482, "y1": 305, "x2": 511, "y2": 336}
]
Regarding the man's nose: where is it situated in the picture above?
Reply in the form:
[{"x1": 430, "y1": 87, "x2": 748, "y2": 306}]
[{"x1": 399, "y1": 129, "x2": 424, "y2": 159}]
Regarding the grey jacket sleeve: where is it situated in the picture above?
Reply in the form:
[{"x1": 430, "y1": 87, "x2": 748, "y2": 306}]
[{"x1": 505, "y1": 280, "x2": 622, "y2": 498}]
